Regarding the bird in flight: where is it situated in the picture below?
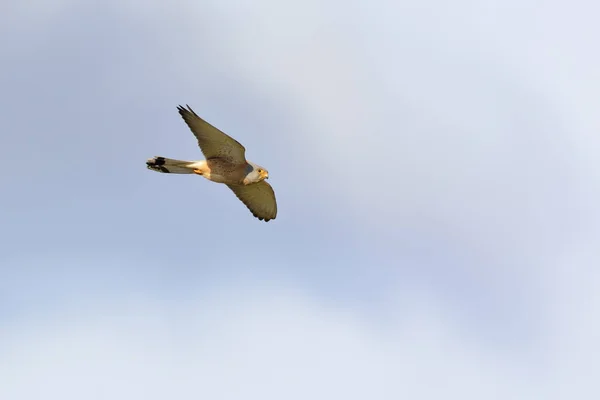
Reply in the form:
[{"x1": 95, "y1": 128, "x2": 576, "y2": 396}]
[{"x1": 146, "y1": 105, "x2": 277, "y2": 222}]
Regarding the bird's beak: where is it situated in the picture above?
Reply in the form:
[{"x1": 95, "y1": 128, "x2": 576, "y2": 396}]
[{"x1": 261, "y1": 170, "x2": 269, "y2": 179}]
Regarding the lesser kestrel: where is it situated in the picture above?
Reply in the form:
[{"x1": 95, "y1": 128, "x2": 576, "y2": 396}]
[{"x1": 146, "y1": 105, "x2": 277, "y2": 222}]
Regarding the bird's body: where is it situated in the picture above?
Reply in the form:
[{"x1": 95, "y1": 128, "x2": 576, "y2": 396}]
[
  {"x1": 146, "y1": 105, "x2": 277, "y2": 222},
  {"x1": 147, "y1": 157, "x2": 248, "y2": 184}
]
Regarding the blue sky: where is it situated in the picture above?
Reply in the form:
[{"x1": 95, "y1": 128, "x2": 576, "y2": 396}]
[{"x1": 1, "y1": 0, "x2": 599, "y2": 398}]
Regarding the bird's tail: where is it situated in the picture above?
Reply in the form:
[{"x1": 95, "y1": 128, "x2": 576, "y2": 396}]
[{"x1": 146, "y1": 156, "x2": 199, "y2": 174}]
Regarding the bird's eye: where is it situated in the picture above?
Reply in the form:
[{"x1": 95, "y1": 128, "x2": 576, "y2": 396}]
[{"x1": 258, "y1": 169, "x2": 262, "y2": 173}]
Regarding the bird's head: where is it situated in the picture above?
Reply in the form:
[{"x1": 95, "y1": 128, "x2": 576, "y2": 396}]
[{"x1": 243, "y1": 162, "x2": 269, "y2": 185}]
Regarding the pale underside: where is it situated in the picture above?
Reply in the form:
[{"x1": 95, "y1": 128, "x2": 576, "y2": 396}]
[{"x1": 188, "y1": 159, "x2": 248, "y2": 185}]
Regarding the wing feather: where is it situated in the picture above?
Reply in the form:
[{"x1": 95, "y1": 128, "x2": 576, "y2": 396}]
[
  {"x1": 177, "y1": 105, "x2": 246, "y2": 164},
  {"x1": 227, "y1": 181, "x2": 277, "y2": 222}
]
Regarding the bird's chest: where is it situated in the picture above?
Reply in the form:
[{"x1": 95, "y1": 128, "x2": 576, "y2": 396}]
[{"x1": 205, "y1": 160, "x2": 245, "y2": 184}]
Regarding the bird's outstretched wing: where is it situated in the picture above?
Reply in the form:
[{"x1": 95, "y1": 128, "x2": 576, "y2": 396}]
[
  {"x1": 227, "y1": 181, "x2": 277, "y2": 222},
  {"x1": 177, "y1": 105, "x2": 246, "y2": 164}
]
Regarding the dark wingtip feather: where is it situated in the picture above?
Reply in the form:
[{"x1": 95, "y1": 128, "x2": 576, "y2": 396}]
[
  {"x1": 177, "y1": 104, "x2": 200, "y2": 120},
  {"x1": 255, "y1": 214, "x2": 274, "y2": 222}
]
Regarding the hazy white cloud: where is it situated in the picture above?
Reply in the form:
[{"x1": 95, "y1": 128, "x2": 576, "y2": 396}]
[
  {"x1": 1, "y1": 284, "x2": 547, "y2": 400},
  {"x1": 3, "y1": 270, "x2": 599, "y2": 399}
]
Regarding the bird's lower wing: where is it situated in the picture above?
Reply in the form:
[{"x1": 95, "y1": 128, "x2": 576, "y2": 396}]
[{"x1": 227, "y1": 181, "x2": 277, "y2": 222}]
